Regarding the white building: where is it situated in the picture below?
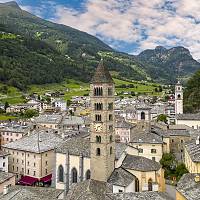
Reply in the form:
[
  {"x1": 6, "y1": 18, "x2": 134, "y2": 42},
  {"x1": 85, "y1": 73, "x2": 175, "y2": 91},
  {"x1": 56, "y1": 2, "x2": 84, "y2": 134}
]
[
  {"x1": 54, "y1": 100, "x2": 67, "y2": 111},
  {"x1": 0, "y1": 151, "x2": 9, "y2": 172}
]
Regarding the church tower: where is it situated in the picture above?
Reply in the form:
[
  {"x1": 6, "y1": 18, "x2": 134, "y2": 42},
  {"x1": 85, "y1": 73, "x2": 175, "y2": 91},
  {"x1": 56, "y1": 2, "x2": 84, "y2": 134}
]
[
  {"x1": 175, "y1": 81, "x2": 183, "y2": 114},
  {"x1": 90, "y1": 59, "x2": 115, "y2": 182}
]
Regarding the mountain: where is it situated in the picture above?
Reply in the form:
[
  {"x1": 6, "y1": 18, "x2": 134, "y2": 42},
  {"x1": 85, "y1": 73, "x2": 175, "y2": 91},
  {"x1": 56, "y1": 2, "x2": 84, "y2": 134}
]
[
  {"x1": 0, "y1": 1, "x2": 200, "y2": 90},
  {"x1": 184, "y1": 70, "x2": 200, "y2": 113},
  {"x1": 137, "y1": 46, "x2": 200, "y2": 83}
]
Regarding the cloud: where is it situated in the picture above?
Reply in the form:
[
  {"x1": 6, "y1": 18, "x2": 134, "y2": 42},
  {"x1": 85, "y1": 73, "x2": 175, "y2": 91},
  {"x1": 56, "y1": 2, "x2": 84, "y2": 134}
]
[{"x1": 49, "y1": 0, "x2": 200, "y2": 59}]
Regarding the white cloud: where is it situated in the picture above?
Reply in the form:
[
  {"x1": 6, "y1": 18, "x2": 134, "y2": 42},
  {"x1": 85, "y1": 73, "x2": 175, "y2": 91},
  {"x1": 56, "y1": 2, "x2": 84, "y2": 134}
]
[{"x1": 48, "y1": 0, "x2": 200, "y2": 59}]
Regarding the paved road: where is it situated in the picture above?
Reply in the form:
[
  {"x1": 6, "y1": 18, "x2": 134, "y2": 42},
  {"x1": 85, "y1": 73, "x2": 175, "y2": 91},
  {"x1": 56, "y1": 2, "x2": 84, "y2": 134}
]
[{"x1": 166, "y1": 184, "x2": 176, "y2": 200}]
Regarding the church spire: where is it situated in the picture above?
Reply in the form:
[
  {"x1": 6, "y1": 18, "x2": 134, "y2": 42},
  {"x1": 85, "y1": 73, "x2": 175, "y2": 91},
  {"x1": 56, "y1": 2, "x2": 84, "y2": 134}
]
[{"x1": 91, "y1": 59, "x2": 114, "y2": 84}]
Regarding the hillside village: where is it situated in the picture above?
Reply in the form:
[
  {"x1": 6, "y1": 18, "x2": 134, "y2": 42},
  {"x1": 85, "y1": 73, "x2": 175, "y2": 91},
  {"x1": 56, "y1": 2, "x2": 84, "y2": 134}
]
[{"x1": 0, "y1": 60, "x2": 199, "y2": 200}]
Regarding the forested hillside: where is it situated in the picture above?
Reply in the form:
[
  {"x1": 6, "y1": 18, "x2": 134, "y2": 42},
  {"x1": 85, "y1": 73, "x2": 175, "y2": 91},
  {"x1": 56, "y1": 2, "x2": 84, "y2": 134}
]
[{"x1": 184, "y1": 70, "x2": 200, "y2": 113}]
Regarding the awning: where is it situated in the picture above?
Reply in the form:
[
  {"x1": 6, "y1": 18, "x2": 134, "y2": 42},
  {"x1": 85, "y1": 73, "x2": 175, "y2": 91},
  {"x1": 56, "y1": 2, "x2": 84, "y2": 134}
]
[
  {"x1": 18, "y1": 176, "x2": 38, "y2": 186},
  {"x1": 40, "y1": 174, "x2": 52, "y2": 183}
]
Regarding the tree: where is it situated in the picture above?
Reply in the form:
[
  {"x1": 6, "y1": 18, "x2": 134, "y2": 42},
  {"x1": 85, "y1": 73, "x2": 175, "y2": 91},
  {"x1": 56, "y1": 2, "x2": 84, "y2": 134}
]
[
  {"x1": 23, "y1": 109, "x2": 39, "y2": 118},
  {"x1": 175, "y1": 163, "x2": 188, "y2": 181},
  {"x1": 157, "y1": 114, "x2": 168, "y2": 123},
  {"x1": 4, "y1": 101, "x2": 9, "y2": 111}
]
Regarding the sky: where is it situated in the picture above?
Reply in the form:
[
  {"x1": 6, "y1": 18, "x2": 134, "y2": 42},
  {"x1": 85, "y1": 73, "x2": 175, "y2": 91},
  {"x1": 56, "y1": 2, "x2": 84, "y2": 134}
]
[{"x1": 1, "y1": 0, "x2": 200, "y2": 59}]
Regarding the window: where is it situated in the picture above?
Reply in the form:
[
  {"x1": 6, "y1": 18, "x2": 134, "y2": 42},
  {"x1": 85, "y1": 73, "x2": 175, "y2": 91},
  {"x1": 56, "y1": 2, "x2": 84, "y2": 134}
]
[
  {"x1": 12, "y1": 166, "x2": 14, "y2": 171},
  {"x1": 58, "y1": 165, "x2": 64, "y2": 182},
  {"x1": 138, "y1": 148, "x2": 143, "y2": 153},
  {"x1": 177, "y1": 94, "x2": 181, "y2": 99},
  {"x1": 17, "y1": 167, "x2": 18, "y2": 172},
  {"x1": 152, "y1": 157, "x2": 155, "y2": 161},
  {"x1": 46, "y1": 154, "x2": 48, "y2": 157},
  {"x1": 34, "y1": 155, "x2": 36, "y2": 159},
  {"x1": 27, "y1": 169, "x2": 30, "y2": 175},
  {"x1": 22, "y1": 160, "x2": 24, "y2": 164},
  {"x1": 109, "y1": 125, "x2": 113, "y2": 131},
  {"x1": 108, "y1": 103, "x2": 113, "y2": 110},
  {"x1": 95, "y1": 114, "x2": 102, "y2": 122},
  {"x1": 85, "y1": 170, "x2": 91, "y2": 180},
  {"x1": 94, "y1": 103, "x2": 103, "y2": 110},
  {"x1": 108, "y1": 88, "x2": 112, "y2": 96},
  {"x1": 46, "y1": 161, "x2": 48, "y2": 166},
  {"x1": 148, "y1": 179, "x2": 153, "y2": 191},
  {"x1": 94, "y1": 87, "x2": 103, "y2": 96},
  {"x1": 22, "y1": 168, "x2": 24, "y2": 172},
  {"x1": 141, "y1": 112, "x2": 145, "y2": 120},
  {"x1": 16, "y1": 133, "x2": 19, "y2": 137},
  {"x1": 96, "y1": 148, "x2": 101, "y2": 156},
  {"x1": 110, "y1": 135, "x2": 113, "y2": 142},
  {"x1": 27, "y1": 154, "x2": 29, "y2": 157},
  {"x1": 172, "y1": 139, "x2": 174, "y2": 143},
  {"x1": 33, "y1": 171, "x2": 36, "y2": 176},
  {"x1": 71, "y1": 168, "x2": 78, "y2": 183},
  {"x1": 3, "y1": 162, "x2": 5, "y2": 167},
  {"x1": 109, "y1": 114, "x2": 113, "y2": 121},
  {"x1": 45, "y1": 169, "x2": 48, "y2": 175},
  {"x1": 17, "y1": 159, "x2": 18, "y2": 163},
  {"x1": 151, "y1": 149, "x2": 157, "y2": 154},
  {"x1": 110, "y1": 147, "x2": 113, "y2": 155},
  {"x1": 119, "y1": 190, "x2": 123, "y2": 193},
  {"x1": 34, "y1": 163, "x2": 36, "y2": 167},
  {"x1": 27, "y1": 161, "x2": 29, "y2": 166},
  {"x1": 96, "y1": 136, "x2": 101, "y2": 143},
  {"x1": 181, "y1": 139, "x2": 183, "y2": 143}
]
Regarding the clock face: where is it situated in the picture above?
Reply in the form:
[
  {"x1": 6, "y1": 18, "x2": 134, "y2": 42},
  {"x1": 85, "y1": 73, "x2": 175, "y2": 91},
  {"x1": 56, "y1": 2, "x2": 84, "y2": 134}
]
[{"x1": 94, "y1": 123, "x2": 102, "y2": 132}]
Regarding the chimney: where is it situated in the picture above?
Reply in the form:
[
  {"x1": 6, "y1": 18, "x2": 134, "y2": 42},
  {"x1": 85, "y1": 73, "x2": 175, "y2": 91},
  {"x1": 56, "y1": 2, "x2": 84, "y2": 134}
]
[
  {"x1": 3, "y1": 185, "x2": 8, "y2": 195},
  {"x1": 196, "y1": 136, "x2": 200, "y2": 145},
  {"x1": 195, "y1": 175, "x2": 200, "y2": 183}
]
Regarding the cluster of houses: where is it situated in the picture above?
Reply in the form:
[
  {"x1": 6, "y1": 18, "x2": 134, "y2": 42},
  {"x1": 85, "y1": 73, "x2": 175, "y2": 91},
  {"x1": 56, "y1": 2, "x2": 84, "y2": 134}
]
[{"x1": 0, "y1": 62, "x2": 200, "y2": 200}]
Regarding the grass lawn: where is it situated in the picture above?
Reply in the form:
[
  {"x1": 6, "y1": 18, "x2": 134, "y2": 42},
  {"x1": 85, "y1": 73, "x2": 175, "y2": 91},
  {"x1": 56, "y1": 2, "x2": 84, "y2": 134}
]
[{"x1": 0, "y1": 115, "x2": 17, "y2": 121}]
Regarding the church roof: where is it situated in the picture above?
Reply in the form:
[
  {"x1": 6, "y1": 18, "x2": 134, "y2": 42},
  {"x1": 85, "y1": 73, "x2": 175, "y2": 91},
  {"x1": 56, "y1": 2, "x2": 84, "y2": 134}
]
[
  {"x1": 91, "y1": 60, "x2": 114, "y2": 84},
  {"x1": 122, "y1": 154, "x2": 161, "y2": 172},
  {"x1": 108, "y1": 167, "x2": 136, "y2": 187}
]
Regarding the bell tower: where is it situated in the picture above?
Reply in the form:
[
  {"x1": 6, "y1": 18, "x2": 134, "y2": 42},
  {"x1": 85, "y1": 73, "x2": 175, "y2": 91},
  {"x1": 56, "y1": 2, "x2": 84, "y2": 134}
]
[
  {"x1": 90, "y1": 59, "x2": 115, "y2": 182},
  {"x1": 175, "y1": 81, "x2": 183, "y2": 114}
]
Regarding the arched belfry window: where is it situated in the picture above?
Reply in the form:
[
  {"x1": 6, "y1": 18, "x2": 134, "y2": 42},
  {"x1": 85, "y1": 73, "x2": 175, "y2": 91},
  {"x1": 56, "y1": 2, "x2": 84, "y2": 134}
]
[
  {"x1": 94, "y1": 87, "x2": 103, "y2": 96},
  {"x1": 58, "y1": 165, "x2": 64, "y2": 182},
  {"x1": 85, "y1": 170, "x2": 91, "y2": 180},
  {"x1": 71, "y1": 168, "x2": 78, "y2": 183},
  {"x1": 94, "y1": 103, "x2": 103, "y2": 110},
  {"x1": 141, "y1": 112, "x2": 145, "y2": 120},
  {"x1": 110, "y1": 147, "x2": 113, "y2": 155},
  {"x1": 96, "y1": 136, "x2": 101, "y2": 143},
  {"x1": 177, "y1": 94, "x2": 181, "y2": 99}
]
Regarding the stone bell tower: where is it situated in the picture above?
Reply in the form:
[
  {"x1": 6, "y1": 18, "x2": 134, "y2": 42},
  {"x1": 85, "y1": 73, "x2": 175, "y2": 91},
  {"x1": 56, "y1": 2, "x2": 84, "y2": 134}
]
[
  {"x1": 175, "y1": 80, "x2": 183, "y2": 114},
  {"x1": 90, "y1": 59, "x2": 115, "y2": 182}
]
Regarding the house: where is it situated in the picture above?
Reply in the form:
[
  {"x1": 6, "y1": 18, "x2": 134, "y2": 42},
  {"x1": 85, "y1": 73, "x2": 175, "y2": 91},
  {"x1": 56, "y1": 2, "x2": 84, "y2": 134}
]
[
  {"x1": 115, "y1": 120, "x2": 135, "y2": 143},
  {"x1": 0, "y1": 151, "x2": 9, "y2": 172},
  {"x1": 184, "y1": 136, "x2": 200, "y2": 173},
  {"x1": 2, "y1": 131, "x2": 64, "y2": 185},
  {"x1": 176, "y1": 173, "x2": 200, "y2": 200},
  {"x1": 0, "y1": 171, "x2": 15, "y2": 194},
  {"x1": 54, "y1": 99, "x2": 67, "y2": 112},
  {"x1": 176, "y1": 113, "x2": 200, "y2": 129},
  {"x1": 61, "y1": 116, "x2": 84, "y2": 130}
]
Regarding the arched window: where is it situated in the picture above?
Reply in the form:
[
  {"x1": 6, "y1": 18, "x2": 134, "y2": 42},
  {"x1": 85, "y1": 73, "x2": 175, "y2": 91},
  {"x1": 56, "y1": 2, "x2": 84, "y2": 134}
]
[
  {"x1": 110, "y1": 135, "x2": 112, "y2": 142},
  {"x1": 148, "y1": 178, "x2": 153, "y2": 191},
  {"x1": 95, "y1": 114, "x2": 102, "y2": 122},
  {"x1": 96, "y1": 136, "x2": 101, "y2": 143},
  {"x1": 58, "y1": 165, "x2": 64, "y2": 182},
  {"x1": 94, "y1": 87, "x2": 103, "y2": 96},
  {"x1": 71, "y1": 168, "x2": 78, "y2": 183},
  {"x1": 94, "y1": 103, "x2": 103, "y2": 110},
  {"x1": 177, "y1": 94, "x2": 181, "y2": 99},
  {"x1": 96, "y1": 148, "x2": 101, "y2": 156},
  {"x1": 135, "y1": 178, "x2": 139, "y2": 192},
  {"x1": 141, "y1": 112, "x2": 145, "y2": 120},
  {"x1": 85, "y1": 170, "x2": 91, "y2": 180},
  {"x1": 110, "y1": 147, "x2": 112, "y2": 155}
]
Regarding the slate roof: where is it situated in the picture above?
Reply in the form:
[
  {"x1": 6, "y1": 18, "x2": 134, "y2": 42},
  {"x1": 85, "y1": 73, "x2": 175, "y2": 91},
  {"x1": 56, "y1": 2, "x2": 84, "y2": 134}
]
[
  {"x1": 0, "y1": 171, "x2": 15, "y2": 184},
  {"x1": 56, "y1": 137, "x2": 90, "y2": 157},
  {"x1": 130, "y1": 132, "x2": 163, "y2": 144},
  {"x1": 0, "y1": 186, "x2": 63, "y2": 200},
  {"x1": 115, "y1": 143, "x2": 129, "y2": 160},
  {"x1": 115, "y1": 121, "x2": 134, "y2": 129},
  {"x1": 185, "y1": 139, "x2": 200, "y2": 162},
  {"x1": 66, "y1": 179, "x2": 110, "y2": 200},
  {"x1": 34, "y1": 114, "x2": 63, "y2": 124},
  {"x1": 122, "y1": 154, "x2": 161, "y2": 172},
  {"x1": 62, "y1": 116, "x2": 84, "y2": 126},
  {"x1": 106, "y1": 192, "x2": 172, "y2": 200},
  {"x1": 177, "y1": 113, "x2": 200, "y2": 120},
  {"x1": 108, "y1": 167, "x2": 136, "y2": 187},
  {"x1": 167, "y1": 129, "x2": 190, "y2": 137},
  {"x1": 0, "y1": 150, "x2": 9, "y2": 157},
  {"x1": 176, "y1": 173, "x2": 200, "y2": 200},
  {"x1": 2, "y1": 131, "x2": 64, "y2": 153},
  {"x1": 91, "y1": 59, "x2": 114, "y2": 84}
]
